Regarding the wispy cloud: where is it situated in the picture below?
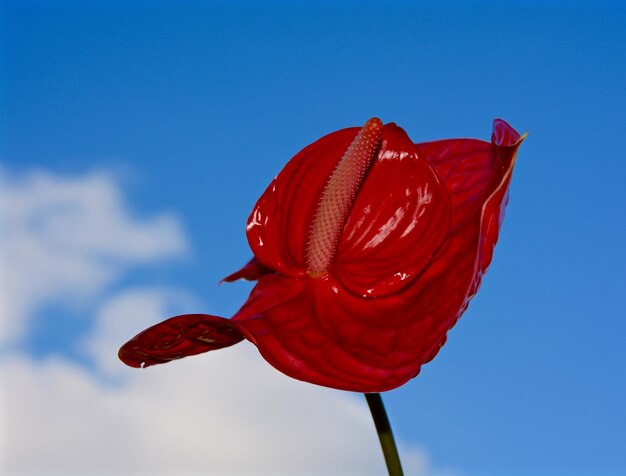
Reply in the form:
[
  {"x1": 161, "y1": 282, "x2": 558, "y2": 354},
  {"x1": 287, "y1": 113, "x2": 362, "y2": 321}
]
[
  {"x1": 0, "y1": 168, "x2": 188, "y2": 345},
  {"x1": 1, "y1": 333, "x2": 428, "y2": 475}
]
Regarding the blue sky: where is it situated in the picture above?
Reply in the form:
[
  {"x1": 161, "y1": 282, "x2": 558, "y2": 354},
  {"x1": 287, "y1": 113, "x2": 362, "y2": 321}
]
[{"x1": 2, "y1": 1, "x2": 625, "y2": 475}]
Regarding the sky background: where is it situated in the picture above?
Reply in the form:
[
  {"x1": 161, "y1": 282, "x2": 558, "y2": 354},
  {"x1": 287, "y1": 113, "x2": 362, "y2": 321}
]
[{"x1": 1, "y1": 1, "x2": 625, "y2": 475}]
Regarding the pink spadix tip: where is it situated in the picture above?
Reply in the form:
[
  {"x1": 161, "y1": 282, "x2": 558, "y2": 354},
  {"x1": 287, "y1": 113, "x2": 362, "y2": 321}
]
[{"x1": 306, "y1": 118, "x2": 383, "y2": 277}]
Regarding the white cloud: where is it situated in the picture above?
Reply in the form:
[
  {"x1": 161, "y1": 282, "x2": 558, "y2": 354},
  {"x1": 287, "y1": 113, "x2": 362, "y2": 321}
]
[
  {"x1": 0, "y1": 168, "x2": 188, "y2": 345},
  {"x1": 0, "y1": 288, "x2": 431, "y2": 476},
  {"x1": 0, "y1": 167, "x2": 442, "y2": 476}
]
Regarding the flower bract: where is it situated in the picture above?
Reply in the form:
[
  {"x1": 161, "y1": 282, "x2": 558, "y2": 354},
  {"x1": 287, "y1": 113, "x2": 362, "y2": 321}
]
[{"x1": 119, "y1": 118, "x2": 524, "y2": 392}]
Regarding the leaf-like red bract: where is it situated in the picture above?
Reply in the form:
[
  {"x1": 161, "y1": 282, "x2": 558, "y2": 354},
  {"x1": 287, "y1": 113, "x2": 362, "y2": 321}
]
[
  {"x1": 118, "y1": 119, "x2": 524, "y2": 393},
  {"x1": 118, "y1": 314, "x2": 243, "y2": 368}
]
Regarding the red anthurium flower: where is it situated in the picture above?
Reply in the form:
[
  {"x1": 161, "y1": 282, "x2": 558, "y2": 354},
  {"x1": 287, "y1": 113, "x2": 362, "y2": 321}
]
[{"x1": 119, "y1": 118, "x2": 524, "y2": 393}]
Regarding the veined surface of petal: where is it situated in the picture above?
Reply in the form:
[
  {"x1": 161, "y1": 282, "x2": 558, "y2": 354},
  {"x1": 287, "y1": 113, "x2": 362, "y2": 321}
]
[
  {"x1": 232, "y1": 274, "x2": 429, "y2": 392},
  {"x1": 414, "y1": 118, "x2": 523, "y2": 233}
]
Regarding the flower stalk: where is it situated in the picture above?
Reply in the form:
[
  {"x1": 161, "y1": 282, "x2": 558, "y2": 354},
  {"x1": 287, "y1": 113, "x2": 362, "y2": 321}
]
[{"x1": 365, "y1": 393, "x2": 404, "y2": 476}]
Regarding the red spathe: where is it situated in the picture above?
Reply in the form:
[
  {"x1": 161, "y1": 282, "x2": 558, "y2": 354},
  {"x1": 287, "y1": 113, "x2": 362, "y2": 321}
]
[{"x1": 119, "y1": 118, "x2": 524, "y2": 392}]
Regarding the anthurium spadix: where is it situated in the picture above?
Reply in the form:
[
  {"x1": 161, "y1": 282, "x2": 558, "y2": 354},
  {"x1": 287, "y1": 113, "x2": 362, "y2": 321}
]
[{"x1": 119, "y1": 118, "x2": 524, "y2": 393}]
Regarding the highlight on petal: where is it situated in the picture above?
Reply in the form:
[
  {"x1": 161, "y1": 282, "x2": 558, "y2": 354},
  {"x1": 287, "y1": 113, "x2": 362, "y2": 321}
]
[
  {"x1": 119, "y1": 314, "x2": 244, "y2": 368},
  {"x1": 333, "y1": 123, "x2": 450, "y2": 297},
  {"x1": 247, "y1": 121, "x2": 451, "y2": 298},
  {"x1": 246, "y1": 127, "x2": 362, "y2": 276}
]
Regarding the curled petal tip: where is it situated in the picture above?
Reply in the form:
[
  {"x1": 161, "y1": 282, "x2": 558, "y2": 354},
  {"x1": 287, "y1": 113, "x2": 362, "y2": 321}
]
[{"x1": 492, "y1": 118, "x2": 525, "y2": 147}]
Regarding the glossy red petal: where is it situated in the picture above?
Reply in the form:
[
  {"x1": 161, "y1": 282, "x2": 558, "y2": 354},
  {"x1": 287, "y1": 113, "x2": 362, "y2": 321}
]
[
  {"x1": 118, "y1": 314, "x2": 244, "y2": 368},
  {"x1": 248, "y1": 122, "x2": 450, "y2": 298},
  {"x1": 415, "y1": 138, "x2": 494, "y2": 233},
  {"x1": 231, "y1": 120, "x2": 524, "y2": 392},
  {"x1": 246, "y1": 127, "x2": 361, "y2": 276},
  {"x1": 119, "y1": 118, "x2": 524, "y2": 394},
  {"x1": 333, "y1": 124, "x2": 450, "y2": 297}
]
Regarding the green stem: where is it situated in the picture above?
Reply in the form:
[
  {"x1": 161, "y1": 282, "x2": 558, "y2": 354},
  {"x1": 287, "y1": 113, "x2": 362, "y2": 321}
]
[{"x1": 365, "y1": 393, "x2": 404, "y2": 476}]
